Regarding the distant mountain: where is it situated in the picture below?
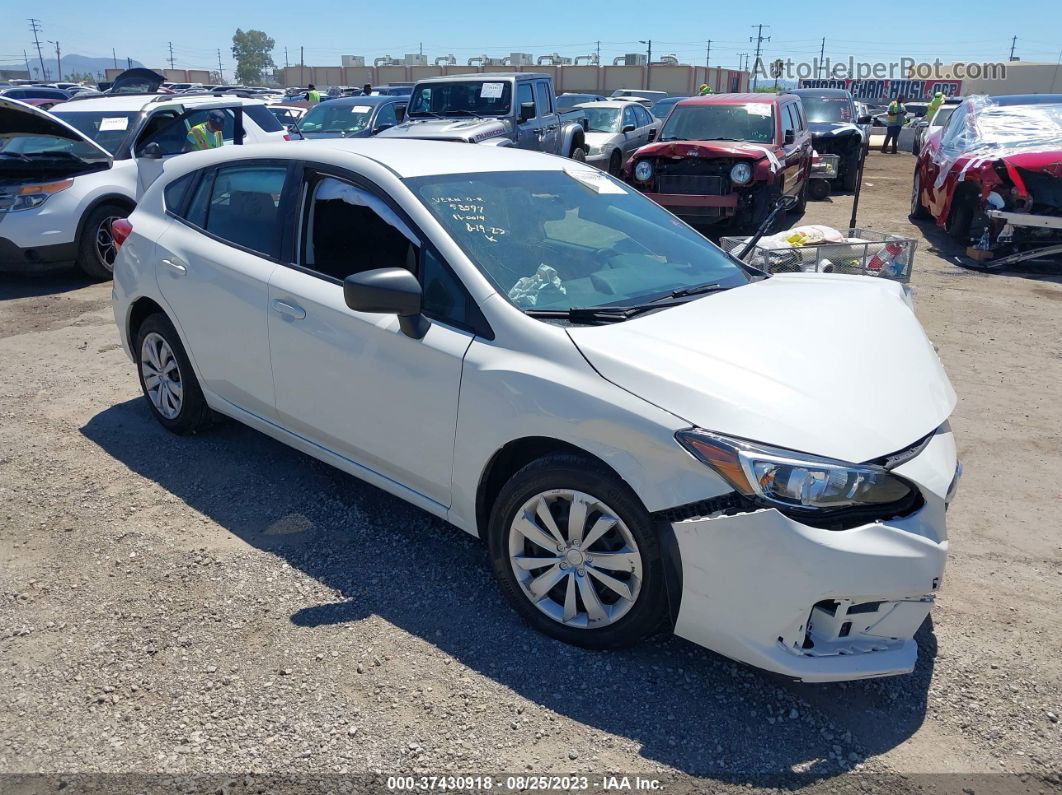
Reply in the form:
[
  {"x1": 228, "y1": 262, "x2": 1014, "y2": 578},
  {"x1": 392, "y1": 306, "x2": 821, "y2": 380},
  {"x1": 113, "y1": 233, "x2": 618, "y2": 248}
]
[{"x1": 42, "y1": 53, "x2": 144, "y2": 81}]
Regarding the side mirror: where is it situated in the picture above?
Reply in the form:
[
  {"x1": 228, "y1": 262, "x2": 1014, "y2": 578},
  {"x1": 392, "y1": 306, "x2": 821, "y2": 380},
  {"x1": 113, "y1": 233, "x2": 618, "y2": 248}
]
[
  {"x1": 343, "y1": 267, "x2": 429, "y2": 339},
  {"x1": 141, "y1": 141, "x2": 163, "y2": 159},
  {"x1": 372, "y1": 123, "x2": 394, "y2": 134},
  {"x1": 519, "y1": 101, "x2": 536, "y2": 123},
  {"x1": 857, "y1": 115, "x2": 872, "y2": 124},
  {"x1": 783, "y1": 130, "x2": 795, "y2": 145},
  {"x1": 622, "y1": 123, "x2": 636, "y2": 133}
]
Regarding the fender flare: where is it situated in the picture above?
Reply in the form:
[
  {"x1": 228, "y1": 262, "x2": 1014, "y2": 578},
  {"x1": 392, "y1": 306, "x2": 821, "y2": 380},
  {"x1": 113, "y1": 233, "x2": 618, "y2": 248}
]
[
  {"x1": 75, "y1": 193, "x2": 137, "y2": 246},
  {"x1": 559, "y1": 123, "x2": 585, "y2": 156}
]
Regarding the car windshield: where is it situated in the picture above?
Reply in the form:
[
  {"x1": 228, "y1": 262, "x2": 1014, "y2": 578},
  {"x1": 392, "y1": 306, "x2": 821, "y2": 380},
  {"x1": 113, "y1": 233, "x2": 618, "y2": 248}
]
[
  {"x1": 50, "y1": 110, "x2": 137, "y2": 154},
  {"x1": 931, "y1": 107, "x2": 955, "y2": 128},
  {"x1": 300, "y1": 103, "x2": 373, "y2": 134},
  {"x1": 659, "y1": 104, "x2": 774, "y2": 143},
  {"x1": 406, "y1": 170, "x2": 750, "y2": 312},
  {"x1": 583, "y1": 107, "x2": 621, "y2": 133},
  {"x1": 651, "y1": 98, "x2": 681, "y2": 118},
  {"x1": 408, "y1": 81, "x2": 512, "y2": 117},
  {"x1": 798, "y1": 96, "x2": 853, "y2": 124},
  {"x1": 557, "y1": 94, "x2": 594, "y2": 111}
]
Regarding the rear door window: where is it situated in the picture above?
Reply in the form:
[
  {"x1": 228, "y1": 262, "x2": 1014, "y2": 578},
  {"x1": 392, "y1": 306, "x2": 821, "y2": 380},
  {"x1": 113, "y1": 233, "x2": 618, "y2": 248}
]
[
  {"x1": 201, "y1": 164, "x2": 288, "y2": 258},
  {"x1": 243, "y1": 104, "x2": 284, "y2": 134},
  {"x1": 534, "y1": 81, "x2": 553, "y2": 116}
]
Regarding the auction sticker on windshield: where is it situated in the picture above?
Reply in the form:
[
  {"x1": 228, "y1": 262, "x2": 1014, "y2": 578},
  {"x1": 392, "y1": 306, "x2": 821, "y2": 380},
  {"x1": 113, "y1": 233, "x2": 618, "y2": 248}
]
[
  {"x1": 352, "y1": 105, "x2": 372, "y2": 113},
  {"x1": 98, "y1": 117, "x2": 129, "y2": 131},
  {"x1": 480, "y1": 82, "x2": 504, "y2": 99},
  {"x1": 745, "y1": 104, "x2": 772, "y2": 116}
]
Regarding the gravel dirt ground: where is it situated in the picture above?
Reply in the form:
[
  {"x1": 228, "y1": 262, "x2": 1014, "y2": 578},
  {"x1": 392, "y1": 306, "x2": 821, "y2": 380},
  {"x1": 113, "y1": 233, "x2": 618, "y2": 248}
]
[{"x1": 1, "y1": 151, "x2": 1060, "y2": 793}]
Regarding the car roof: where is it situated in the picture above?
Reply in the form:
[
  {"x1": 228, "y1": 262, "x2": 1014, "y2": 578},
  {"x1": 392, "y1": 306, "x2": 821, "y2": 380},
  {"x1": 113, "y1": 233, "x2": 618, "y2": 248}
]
[
  {"x1": 576, "y1": 100, "x2": 647, "y2": 109},
  {"x1": 56, "y1": 94, "x2": 267, "y2": 112},
  {"x1": 317, "y1": 95, "x2": 399, "y2": 107},
  {"x1": 991, "y1": 93, "x2": 1062, "y2": 106},
  {"x1": 678, "y1": 93, "x2": 782, "y2": 106},
  {"x1": 164, "y1": 138, "x2": 600, "y2": 180},
  {"x1": 790, "y1": 88, "x2": 852, "y2": 98},
  {"x1": 418, "y1": 72, "x2": 550, "y2": 82}
]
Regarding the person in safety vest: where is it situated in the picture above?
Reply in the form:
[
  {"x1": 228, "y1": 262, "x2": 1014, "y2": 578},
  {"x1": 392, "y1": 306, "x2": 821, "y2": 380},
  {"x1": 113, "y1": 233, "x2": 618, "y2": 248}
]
[
  {"x1": 185, "y1": 110, "x2": 225, "y2": 152},
  {"x1": 926, "y1": 91, "x2": 944, "y2": 122},
  {"x1": 698, "y1": 83, "x2": 713, "y2": 95},
  {"x1": 880, "y1": 95, "x2": 906, "y2": 154},
  {"x1": 305, "y1": 83, "x2": 322, "y2": 103}
]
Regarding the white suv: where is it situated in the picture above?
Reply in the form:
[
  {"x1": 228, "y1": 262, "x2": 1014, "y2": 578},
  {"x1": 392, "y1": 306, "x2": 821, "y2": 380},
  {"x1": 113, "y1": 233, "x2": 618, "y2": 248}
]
[
  {"x1": 111, "y1": 140, "x2": 959, "y2": 682},
  {"x1": 0, "y1": 94, "x2": 288, "y2": 278}
]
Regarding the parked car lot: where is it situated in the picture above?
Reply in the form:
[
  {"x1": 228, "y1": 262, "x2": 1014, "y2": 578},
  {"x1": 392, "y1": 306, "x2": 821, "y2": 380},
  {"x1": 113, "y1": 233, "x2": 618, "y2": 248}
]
[{"x1": 2, "y1": 150, "x2": 1059, "y2": 783}]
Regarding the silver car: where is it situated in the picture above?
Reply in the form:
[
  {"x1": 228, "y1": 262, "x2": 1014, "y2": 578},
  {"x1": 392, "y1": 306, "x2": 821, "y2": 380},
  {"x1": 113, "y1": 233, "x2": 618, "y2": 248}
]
[{"x1": 577, "y1": 100, "x2": 660, "y2": 175}]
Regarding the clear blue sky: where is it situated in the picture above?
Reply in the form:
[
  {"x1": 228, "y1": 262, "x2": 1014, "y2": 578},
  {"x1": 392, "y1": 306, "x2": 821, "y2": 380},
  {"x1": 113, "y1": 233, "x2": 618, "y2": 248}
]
[{"x1": 3, "y1": 0, "x2": 1060, "y2": 79}]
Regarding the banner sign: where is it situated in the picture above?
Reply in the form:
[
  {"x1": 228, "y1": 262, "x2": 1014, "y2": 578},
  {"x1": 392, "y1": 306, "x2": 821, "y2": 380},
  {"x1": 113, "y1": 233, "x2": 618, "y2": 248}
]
[{"x1": 798, "y1": 78, "x2": 963, "y2": 101}]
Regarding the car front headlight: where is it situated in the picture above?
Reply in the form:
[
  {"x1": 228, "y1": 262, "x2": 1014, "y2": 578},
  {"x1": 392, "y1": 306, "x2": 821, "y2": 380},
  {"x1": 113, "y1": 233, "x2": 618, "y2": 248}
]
[
  {"x1": 0, "y1": 179, "x2": 74, "y2": 214},
  {"x1": 633, "y1": 159, "x2": 653, "y2": 182},
  {"x1": 729, "y1": 162, "x2": 752, "y2": 185},
  {"x1": 675, "y1": 429, "x2": 917, "y2": 514},
  {"x1": 587, "y1": 143, "x2": 606, "y2": 156}
]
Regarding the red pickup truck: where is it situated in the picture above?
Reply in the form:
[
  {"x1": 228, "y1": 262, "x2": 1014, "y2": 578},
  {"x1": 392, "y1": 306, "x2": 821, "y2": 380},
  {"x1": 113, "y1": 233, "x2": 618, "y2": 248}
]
[{"x1": 623, "y1": 93, "x2": 813, "y2": 232}]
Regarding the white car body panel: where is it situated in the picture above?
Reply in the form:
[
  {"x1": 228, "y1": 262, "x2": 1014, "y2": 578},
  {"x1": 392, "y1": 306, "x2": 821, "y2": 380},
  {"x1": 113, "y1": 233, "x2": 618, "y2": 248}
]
[
  {"x1": 111, "y1": 140, "x2": 959, "y2": 682},
  {"x1": 567, "y1": 272, "x2": 956, "y2": 463}
]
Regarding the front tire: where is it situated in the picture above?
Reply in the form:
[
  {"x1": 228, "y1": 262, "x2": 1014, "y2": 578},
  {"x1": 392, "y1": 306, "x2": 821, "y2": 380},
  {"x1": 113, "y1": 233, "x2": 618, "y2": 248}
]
[
  {"x1": 608, "y1": 150, "x2": 622, "y2": 176},
  {"x1": 842, "y1": 152, "x2": 861, "y2": 192},
  {"x1": 135, "y1": 314, "x2": 212, "y2": 434},
  {"x1": 77, "y1": 203, "x2": 129, "y2": 280},
  {"x1": 487, "y1": 454, "x2": 666, "y2": 649},
  {"x1": 569, "y1": 145, "x2": 587, "y2": 162}
]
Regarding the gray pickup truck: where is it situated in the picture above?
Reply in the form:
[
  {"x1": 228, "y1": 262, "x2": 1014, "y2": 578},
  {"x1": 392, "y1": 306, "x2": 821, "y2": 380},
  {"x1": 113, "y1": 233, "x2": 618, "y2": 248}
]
[{"x1": 377, "y1": 72, "x2": 588, "y2": 160}]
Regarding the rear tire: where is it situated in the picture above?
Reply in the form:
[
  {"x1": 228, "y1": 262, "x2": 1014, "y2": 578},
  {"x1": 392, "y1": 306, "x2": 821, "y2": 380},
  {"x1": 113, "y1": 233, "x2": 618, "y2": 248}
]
[
  {"x1": 135, "y1": 314, "x2": 212, "y2": 435},
  {"x1": 909, "y1": 168, "x2": 930, "y2": 220},
  {"x1": 487, "y1": 454, "x2": 666, "y2": 649},
  {"x1": 77, "y1": 202, "x2": 129, "y2": 280},
  {"x1": 809, "y1": 179, "x2": 831, "y2": 201}
]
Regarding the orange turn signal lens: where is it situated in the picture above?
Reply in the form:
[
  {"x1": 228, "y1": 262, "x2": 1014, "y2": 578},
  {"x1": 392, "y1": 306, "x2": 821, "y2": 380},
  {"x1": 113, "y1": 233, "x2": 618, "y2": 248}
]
[{"x1": 19, "y1": 179, "x2": 74, "y2": 196}]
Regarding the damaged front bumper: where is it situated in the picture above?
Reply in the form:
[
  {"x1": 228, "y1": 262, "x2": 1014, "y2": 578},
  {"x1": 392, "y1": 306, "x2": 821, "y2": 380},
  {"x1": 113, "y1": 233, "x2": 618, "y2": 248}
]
[{"x1": 670, "y1": 428, "x2": 957, "y2": 682}]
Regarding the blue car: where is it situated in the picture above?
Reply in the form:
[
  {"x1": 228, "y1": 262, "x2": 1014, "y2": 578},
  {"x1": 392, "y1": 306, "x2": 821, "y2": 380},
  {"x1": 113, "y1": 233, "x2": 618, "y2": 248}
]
[{"x1": 298, "y1": 95, "x2": 408, "y2": 139}]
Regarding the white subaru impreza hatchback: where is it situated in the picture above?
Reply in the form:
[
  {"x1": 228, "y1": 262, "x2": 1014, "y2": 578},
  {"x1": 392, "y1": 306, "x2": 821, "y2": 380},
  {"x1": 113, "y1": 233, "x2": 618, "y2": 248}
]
[{"x1": 111, "y1": 140, "x2": 960, "y2": 682}]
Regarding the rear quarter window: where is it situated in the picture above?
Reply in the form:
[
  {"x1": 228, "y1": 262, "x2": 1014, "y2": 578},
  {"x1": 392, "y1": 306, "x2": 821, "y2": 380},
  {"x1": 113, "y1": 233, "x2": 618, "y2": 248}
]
[
  {"x1": 164, "y1": 173, "x2": 196, "y2": 216},
  {"x1": 242, "y1": 104, "x2": 284, "y2": 134}
]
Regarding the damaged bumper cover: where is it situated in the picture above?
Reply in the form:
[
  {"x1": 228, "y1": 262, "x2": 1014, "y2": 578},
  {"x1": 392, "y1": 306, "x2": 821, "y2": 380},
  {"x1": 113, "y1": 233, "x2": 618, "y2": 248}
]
[{"x1": 669, "y1": 428, "x2": 957, "y2": 682}]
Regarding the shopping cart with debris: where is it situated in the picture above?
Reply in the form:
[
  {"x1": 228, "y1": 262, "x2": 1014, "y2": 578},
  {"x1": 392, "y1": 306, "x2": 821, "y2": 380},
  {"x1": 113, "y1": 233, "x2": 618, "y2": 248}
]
[{"x1": 720, "y1": 227, "x2": 917, "y2": 283}]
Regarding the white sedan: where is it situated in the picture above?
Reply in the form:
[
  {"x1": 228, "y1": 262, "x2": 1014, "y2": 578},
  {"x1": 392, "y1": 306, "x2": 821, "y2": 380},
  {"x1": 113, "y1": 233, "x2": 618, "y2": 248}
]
[{"x1": 110, "y1": 140, "x2": 959, "y2": 682}]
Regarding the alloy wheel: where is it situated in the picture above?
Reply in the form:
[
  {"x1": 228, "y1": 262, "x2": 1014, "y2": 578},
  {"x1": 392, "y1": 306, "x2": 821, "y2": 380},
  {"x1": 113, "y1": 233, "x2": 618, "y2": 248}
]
[
  {"x1": 507, "y1": 489, "x2": 643, "y2": 629},
  {"x1": 94, "y1": 216, "x2": 121, "y2": 272},
  {"x1": 141, "y1": 332, "x2": 183, "y2": 419}
]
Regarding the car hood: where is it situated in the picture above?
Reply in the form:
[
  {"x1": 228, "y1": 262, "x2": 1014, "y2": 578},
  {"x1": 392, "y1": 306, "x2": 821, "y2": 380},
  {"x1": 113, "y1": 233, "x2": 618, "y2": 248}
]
[
  {"x1": 807, "y1": 121, "x2": 865, "y2": 139},
  {"x1": 0, "y1": 96, "x2": 112, "y2": 163},
  {"x1": 377, "y1": 117, "x2": 511, "y2": 142},
  {"x1": 585, "y1": 130, "x2": 622, "y2": 145},
  {"x1": 635, "y1": 139, "x2": 777, "y2": 160},
  {"x1": 567, "y1": 273, "x2": 955, "y2": 463}
]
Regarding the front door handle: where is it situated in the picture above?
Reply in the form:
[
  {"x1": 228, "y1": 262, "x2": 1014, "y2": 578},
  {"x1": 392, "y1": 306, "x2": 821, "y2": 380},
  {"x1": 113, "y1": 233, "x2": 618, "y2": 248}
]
[
  {"x1": 271, "y1": 298, "x2": 306, "y2": 320},
  {"x1": 161, "y1": 257, "x2": 187, "y2": 275}
]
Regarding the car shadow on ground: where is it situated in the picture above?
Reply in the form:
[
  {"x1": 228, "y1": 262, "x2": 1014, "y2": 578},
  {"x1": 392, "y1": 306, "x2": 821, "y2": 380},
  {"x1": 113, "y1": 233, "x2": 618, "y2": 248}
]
[
  {"x1": 82, "y1": 398, "x2": 935, "y2": 783},
  {"x1": 911, "y1": 218, "x2": 1062, "y2": 282},
  {"x1": 0, "y1": 269, "x2": 96, "y2": 300}
]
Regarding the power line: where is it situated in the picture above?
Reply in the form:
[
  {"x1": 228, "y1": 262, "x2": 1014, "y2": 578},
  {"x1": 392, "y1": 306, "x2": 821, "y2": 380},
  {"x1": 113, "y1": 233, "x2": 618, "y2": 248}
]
[
  {"x1": 749, "y1": 24, "x2": 771, "y2": 89},
  {"x1": 28, "y1": 18, "x2": 47, "y2": 80}
]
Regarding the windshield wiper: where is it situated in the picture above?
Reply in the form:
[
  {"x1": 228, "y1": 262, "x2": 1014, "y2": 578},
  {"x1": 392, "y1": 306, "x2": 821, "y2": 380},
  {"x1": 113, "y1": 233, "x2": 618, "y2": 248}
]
[
  {"x1": 446, "y1": 109, "x2": 483, "y2": 118},
  {"x1": 408, "y1": 111, "x2": 444, "y2": 119},
  {"x1": 655, "y1": 282, "x2": 729, "y2": 301},
  {"x1": 0, "y1": 152, "x2": 32, "y2": 162},
  {"x1": 524, "y1": 299, "x2": 694, "y2": 324},
  {"x1": 659, "y1": 136, "x2": 688, "y2": 142}
]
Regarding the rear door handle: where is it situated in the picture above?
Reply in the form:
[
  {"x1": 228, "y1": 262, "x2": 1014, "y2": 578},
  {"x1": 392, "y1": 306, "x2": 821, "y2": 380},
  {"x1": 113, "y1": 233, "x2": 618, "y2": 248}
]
[
  {"x1": 271, "y1": 298, "x2": 306, "y2": 320},
  {"x1": 161, "y1": 257, "x2": 187, "y2": 275}
]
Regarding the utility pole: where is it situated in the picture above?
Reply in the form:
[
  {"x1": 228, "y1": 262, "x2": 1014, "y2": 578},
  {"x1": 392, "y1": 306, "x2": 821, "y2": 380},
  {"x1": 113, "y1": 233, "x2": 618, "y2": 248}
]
[
  {"x1": 28, "y1": 19, "x2": 47, "y2": 81},
  {"x1": 52, "y1": 41, "x2": 61, "y2": 81},
  {"x1": 639, "y1": 39, "x2": 652, "y2": 90},
  {"x1": 284, "y1": 47, "x2": 289, "y2": 70},
  {"x1": 127, "y1": 57, "x2": 132, "y2": 69},
  {"x1": 818, "y1": 37, "x2": 825, "y2": 78},
  {"x1": 1009, "y1": 35, "x2": 1018, "y2": 61},
  {"x1": 749, "y1": 24, "x2": 771, "y2": 89},
  {"x1": 112, "y1": 48, "x2": 118, "y2": 70},
  {"x1": 595, "y1": 40, "x2": 601, "y2": 65},
  {"x1": 705, "y1": 40, "x2": 711, "y2": 68},
  {"x1": 168, "y1": 42, "x2": 176, "y2": 71},
  {"x1": 23, "y1": 50, "x2": 31, "y2": 79},
  {"x1": 300, "y1": 46, "x2": 305, "y2": 86},
  {"x1": 217, "y1": 49, "x2": 224, "y2": 82}
]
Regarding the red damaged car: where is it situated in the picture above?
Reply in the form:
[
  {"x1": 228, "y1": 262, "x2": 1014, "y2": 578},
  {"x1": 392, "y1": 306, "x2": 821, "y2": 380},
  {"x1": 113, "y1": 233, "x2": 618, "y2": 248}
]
[
  {"x1": 911, "y1": 94, "x2": 1062, "y2": 258},
  {"x1": 623, "y1": 93, "x2": 812, "y2": 231}
]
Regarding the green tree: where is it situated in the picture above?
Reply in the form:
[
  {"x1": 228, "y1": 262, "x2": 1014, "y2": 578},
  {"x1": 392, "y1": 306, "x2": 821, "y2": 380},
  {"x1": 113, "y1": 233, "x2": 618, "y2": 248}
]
[{"x1": 231, "y1": 29, "x2": 275, "y2": 85}]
